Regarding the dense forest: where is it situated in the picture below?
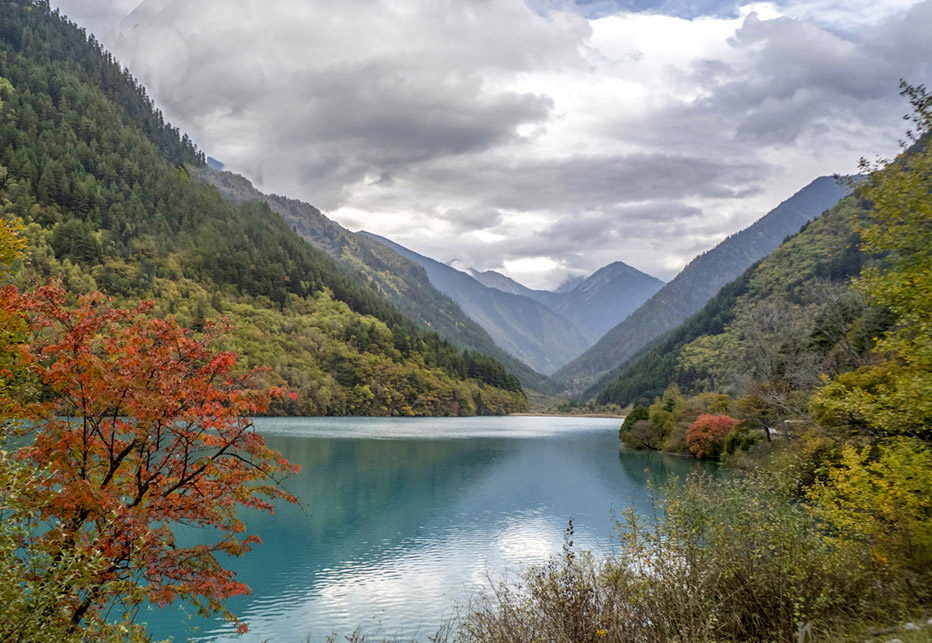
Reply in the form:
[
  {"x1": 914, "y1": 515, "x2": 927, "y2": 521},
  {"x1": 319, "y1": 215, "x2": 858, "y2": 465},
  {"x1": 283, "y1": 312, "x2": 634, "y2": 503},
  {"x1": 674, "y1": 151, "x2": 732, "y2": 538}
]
[{"x1": 0, "y1": 0, "x2": 526, "y2": 416}]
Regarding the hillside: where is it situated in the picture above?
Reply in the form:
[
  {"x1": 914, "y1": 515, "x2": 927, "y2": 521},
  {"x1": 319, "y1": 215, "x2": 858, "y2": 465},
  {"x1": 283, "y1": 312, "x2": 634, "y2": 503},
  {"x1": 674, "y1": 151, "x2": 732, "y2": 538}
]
[
  {"x1": 0, "y1": 0, "x2": 527, "y2": 416},
  {"x1": 200, "y1": 169, "x2": 553, "y2": 393},
  {"x1": 554, "y1": 176, "x2": 849, "y2": 390},
  {"x1": 594, "y1": 193, "x2": 873, "y2": 407},
  {"x1": 361, "y1": 232, "x2": 593, "y2": 375}
]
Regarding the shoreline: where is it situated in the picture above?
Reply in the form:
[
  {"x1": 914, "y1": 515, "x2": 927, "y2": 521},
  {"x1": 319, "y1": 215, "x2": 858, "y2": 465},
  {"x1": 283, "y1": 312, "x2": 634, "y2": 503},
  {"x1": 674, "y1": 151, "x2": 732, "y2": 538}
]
[{"x1": 509, "y1": 412, "x2": 625, "y2": 419}]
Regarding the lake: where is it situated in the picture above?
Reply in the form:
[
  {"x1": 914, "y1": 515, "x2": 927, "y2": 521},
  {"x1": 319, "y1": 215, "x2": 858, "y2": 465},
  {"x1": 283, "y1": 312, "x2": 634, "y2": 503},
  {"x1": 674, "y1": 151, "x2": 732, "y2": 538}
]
[{"x1": 143, "y1": 416, "x2": 704, "y2": 642}]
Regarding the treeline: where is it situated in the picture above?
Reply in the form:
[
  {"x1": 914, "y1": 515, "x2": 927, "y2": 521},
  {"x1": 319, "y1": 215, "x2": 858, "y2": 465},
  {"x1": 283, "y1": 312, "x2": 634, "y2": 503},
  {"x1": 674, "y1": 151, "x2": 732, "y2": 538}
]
[
  {"x1": 203, "y1": 170, "x2": 545, "y2": 391},
  {"x1": 551, "y1": 176, "x2": 847, "y2": 391},
  {"x1": 611, "y1": 195, "x2": 893, "y2": 458},
  {"x1": 0, "y1": 0, "x2": 525, "y2": 414}
]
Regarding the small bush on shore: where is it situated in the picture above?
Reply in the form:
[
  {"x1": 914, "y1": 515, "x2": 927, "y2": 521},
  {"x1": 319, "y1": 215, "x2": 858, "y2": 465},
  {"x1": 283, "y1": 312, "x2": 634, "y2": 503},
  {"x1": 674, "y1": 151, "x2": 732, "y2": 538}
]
[{"x1": 686, "y1": 414, "x2": 740, "y2": 459}]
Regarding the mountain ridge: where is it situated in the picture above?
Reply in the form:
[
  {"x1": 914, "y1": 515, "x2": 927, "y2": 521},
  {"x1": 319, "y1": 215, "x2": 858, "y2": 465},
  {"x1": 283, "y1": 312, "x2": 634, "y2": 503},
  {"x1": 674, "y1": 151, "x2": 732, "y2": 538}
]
[
  {"x1": 360, "y1": 232, "x2": 593, "y2": 375},
  {"x1": 593, "y1": 191, "x2": 872, "y2": 408},
  {"x1": 0, "y1": 0, "x2": 528, "y2": 416},
  {"x1": 199, "y1": 168, "x2": 554, "y2": 393},
  {"x1": 553, "y1": 175, "x2": 850, "y2": 391}
]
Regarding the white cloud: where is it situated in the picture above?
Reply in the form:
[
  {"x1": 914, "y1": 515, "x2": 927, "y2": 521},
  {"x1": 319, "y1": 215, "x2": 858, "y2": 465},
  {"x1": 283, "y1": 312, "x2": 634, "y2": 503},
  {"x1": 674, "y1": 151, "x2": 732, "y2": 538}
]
[
  {"x1": 52, "y1": 0, "x2": 141, "y2": 37},
  {"x1": 55, "y1": 0, "x2": 932, "y2": 287}
]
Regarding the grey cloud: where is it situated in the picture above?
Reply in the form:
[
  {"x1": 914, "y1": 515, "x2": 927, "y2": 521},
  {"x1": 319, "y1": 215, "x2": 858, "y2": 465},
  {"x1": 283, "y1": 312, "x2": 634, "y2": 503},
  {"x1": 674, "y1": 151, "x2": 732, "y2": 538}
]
[
  {"x1": 409, "y1": 200, "x2": 728, "y2": 283},
  {"x1": 439, "y1": 208, "x2": 505, "y2": 232},
  {"x1": 107, "y1": 0, "x2": 571, "y2": 209},
  {"x1": 689, "y1": 6, "x2": 931, "y2": 146},
  {"x1": 99, "y1": 0, "x2": 932, "y2": 287},
  {"x1": 280, "y1": 64, "x2": 554, "y2": 158},
  {"x1": 605, "y1": 5, "x2": 931, "y2": 158},
  {"x1": 543, "y1": 202, "x2": 703, "y2": 245},
  {"x1": 411, "y1": 153, "x2": 766, "y2": 214}
]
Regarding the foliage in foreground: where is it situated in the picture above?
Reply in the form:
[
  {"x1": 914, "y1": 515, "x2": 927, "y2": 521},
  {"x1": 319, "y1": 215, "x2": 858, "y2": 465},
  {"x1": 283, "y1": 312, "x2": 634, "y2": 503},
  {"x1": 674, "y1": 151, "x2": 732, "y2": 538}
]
[
  {"x1": 456, "y1": 474, "x2": 917, "y2": 643},
  {"x1": 0, "y1": 277, "x2": 299, "y2": 638}
]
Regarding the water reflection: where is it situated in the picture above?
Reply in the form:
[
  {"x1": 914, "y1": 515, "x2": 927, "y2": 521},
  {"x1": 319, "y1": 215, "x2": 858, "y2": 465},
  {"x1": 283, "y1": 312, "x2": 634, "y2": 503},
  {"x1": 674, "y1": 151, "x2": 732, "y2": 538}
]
[{"x1": 143, "y1": 417, "x2": 699, "y2": 642}]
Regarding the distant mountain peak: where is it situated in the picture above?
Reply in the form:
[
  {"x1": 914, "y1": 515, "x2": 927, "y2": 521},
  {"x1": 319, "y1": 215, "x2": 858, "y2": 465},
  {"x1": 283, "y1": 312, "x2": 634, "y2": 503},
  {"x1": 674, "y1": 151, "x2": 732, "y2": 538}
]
[
  {"x1": 467, "y1": 269, "x2": 534, "y2": 297},
  {"x1": 575, "y1": 261, "x2": 661, "y2": 293}
]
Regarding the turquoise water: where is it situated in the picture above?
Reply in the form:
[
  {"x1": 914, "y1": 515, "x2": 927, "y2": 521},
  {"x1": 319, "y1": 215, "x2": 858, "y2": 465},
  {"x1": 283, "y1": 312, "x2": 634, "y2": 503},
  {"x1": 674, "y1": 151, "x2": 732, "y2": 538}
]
[{"x1": 143, "y1": 416, "x2": 703, "y2": 642}]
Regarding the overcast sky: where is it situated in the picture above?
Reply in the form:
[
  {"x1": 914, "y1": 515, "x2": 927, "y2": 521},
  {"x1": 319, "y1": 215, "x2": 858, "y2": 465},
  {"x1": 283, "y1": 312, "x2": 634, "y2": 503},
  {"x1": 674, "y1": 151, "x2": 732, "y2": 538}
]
[{"x1": 53, "y1": 0, "x2": 932, "y2": 288}]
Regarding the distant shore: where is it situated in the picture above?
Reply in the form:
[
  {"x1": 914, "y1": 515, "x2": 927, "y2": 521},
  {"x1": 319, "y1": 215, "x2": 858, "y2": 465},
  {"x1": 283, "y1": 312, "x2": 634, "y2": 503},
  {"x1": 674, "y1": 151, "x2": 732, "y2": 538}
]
[{"x1": 509, "y1": 412, "x2": 625, "y2": 419}]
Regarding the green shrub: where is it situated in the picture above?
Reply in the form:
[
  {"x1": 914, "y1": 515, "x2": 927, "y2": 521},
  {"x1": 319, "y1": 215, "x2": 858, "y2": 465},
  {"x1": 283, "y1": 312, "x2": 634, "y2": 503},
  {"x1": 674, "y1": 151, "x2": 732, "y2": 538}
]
[
  {"x1": 620, "y1": 420, "x2": 662, "y2": 450},
  {"x1": 723, "y1": 422, "x2": 763, "y2": 456},
  {"x1": 618, "y1": 405, "x2": 648, "y2": 440},
  {"x1": 455, "y1": 474, "x2": 905, "y2": 643}
]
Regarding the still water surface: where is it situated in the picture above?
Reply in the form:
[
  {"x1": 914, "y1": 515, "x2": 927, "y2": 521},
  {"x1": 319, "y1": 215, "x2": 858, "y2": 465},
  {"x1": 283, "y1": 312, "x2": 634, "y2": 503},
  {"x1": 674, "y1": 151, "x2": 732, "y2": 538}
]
[{"x1": 145, "y1": 416, "x2": 703, "y2": 642}]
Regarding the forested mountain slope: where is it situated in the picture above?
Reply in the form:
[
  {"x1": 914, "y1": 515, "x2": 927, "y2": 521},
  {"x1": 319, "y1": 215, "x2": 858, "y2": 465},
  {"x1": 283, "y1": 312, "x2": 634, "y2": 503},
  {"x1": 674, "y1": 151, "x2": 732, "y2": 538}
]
[
  {"x1": 554, "y1": 176, "x2": 849, "y2": 390},
  {"x1": 201, "y1": 168, "x2": 553, "y2": 393},
  {"x1": 0, "y1": 0, "x2": 527, "y2": 416},
  {"x1": 361, "y1": 232, "x2": 593, "y2": 375},
  {"x1": 594, "y1": 193, "x2": 874, "y2": 407}
]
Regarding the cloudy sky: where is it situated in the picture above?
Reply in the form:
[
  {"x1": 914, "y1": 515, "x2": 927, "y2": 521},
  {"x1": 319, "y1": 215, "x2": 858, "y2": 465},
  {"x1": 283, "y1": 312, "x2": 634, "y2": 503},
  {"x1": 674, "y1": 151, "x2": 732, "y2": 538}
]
[{"x1": 53, "y1": 0, "x2": 932, "y2": 288}]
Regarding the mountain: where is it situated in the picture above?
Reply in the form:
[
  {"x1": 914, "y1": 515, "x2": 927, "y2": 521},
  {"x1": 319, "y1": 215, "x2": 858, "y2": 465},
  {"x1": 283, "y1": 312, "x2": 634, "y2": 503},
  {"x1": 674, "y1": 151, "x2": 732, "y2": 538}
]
[
  {"x1": 469, "y1": 268, "x2": 539, "y2": 297},
  {"x1": 593, "y1": 192, "x2": 872, "y2": 408},
  {"x1": 467, "y1": 264, "x2": 664, "y2": 341},
  {"x1": 553, "y1": 176, "x2": 849, "y2": 390},
  {"x1": 467, "y1": 268, "x2": 564, "y2": 308},
  {"x1": 200, "y1": 169, "x2": 553, "y2": 393},
  {"x1": 549, "y1": 262, "x2": 664, "y2": 340},
  {"x1": 361, "y1": 233, "x2": 593, "y2": 375},
  {"x1": 555, "y1": 275, "x2": 586, "y2": 293},
  {"x1": 0, "y1": 0, "x2": 527, "y2": 416}
]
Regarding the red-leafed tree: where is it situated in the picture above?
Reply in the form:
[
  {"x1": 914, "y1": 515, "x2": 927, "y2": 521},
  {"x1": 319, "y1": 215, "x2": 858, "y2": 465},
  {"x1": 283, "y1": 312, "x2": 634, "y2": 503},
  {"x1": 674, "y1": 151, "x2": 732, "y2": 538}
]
[
  {"x1": 1, "y1": 280, "x2": 297, "y2": 635},
  {"x1": 687, "y1": 414, "x2": 740, "y2": 460}
]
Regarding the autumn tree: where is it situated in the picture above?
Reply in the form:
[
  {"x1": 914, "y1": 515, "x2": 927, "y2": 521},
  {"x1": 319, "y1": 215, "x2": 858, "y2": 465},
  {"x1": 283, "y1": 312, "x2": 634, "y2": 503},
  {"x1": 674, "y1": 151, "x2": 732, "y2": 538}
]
[
  {"x1": 0, "y1": 280, "x2": 297, "y2": 638},
  {"x1": 809, "y1": 437, "x2": 932, "y2": 594},
  {"x1": 1, "y1": 221, "x2": 128, "y2": 642},
  {"x1": 812, "y1": 83, "x2": 932, "y2": 440},
  {"x1": 687, "y1": 414, "x2": 740, "y2": 460},
  {"x1": 807, "y1": 83, "x2": 932, "y2": 588}
]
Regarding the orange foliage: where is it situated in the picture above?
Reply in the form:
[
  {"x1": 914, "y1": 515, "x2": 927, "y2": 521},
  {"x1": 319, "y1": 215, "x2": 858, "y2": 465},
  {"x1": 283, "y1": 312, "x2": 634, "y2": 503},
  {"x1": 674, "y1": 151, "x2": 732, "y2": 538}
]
[
  {"x1": 0, "y1": 280, "x2": 298, "y2": 632},
  {"x1": 687, "y1": 413, "x2": 740, "y2": 459}
]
